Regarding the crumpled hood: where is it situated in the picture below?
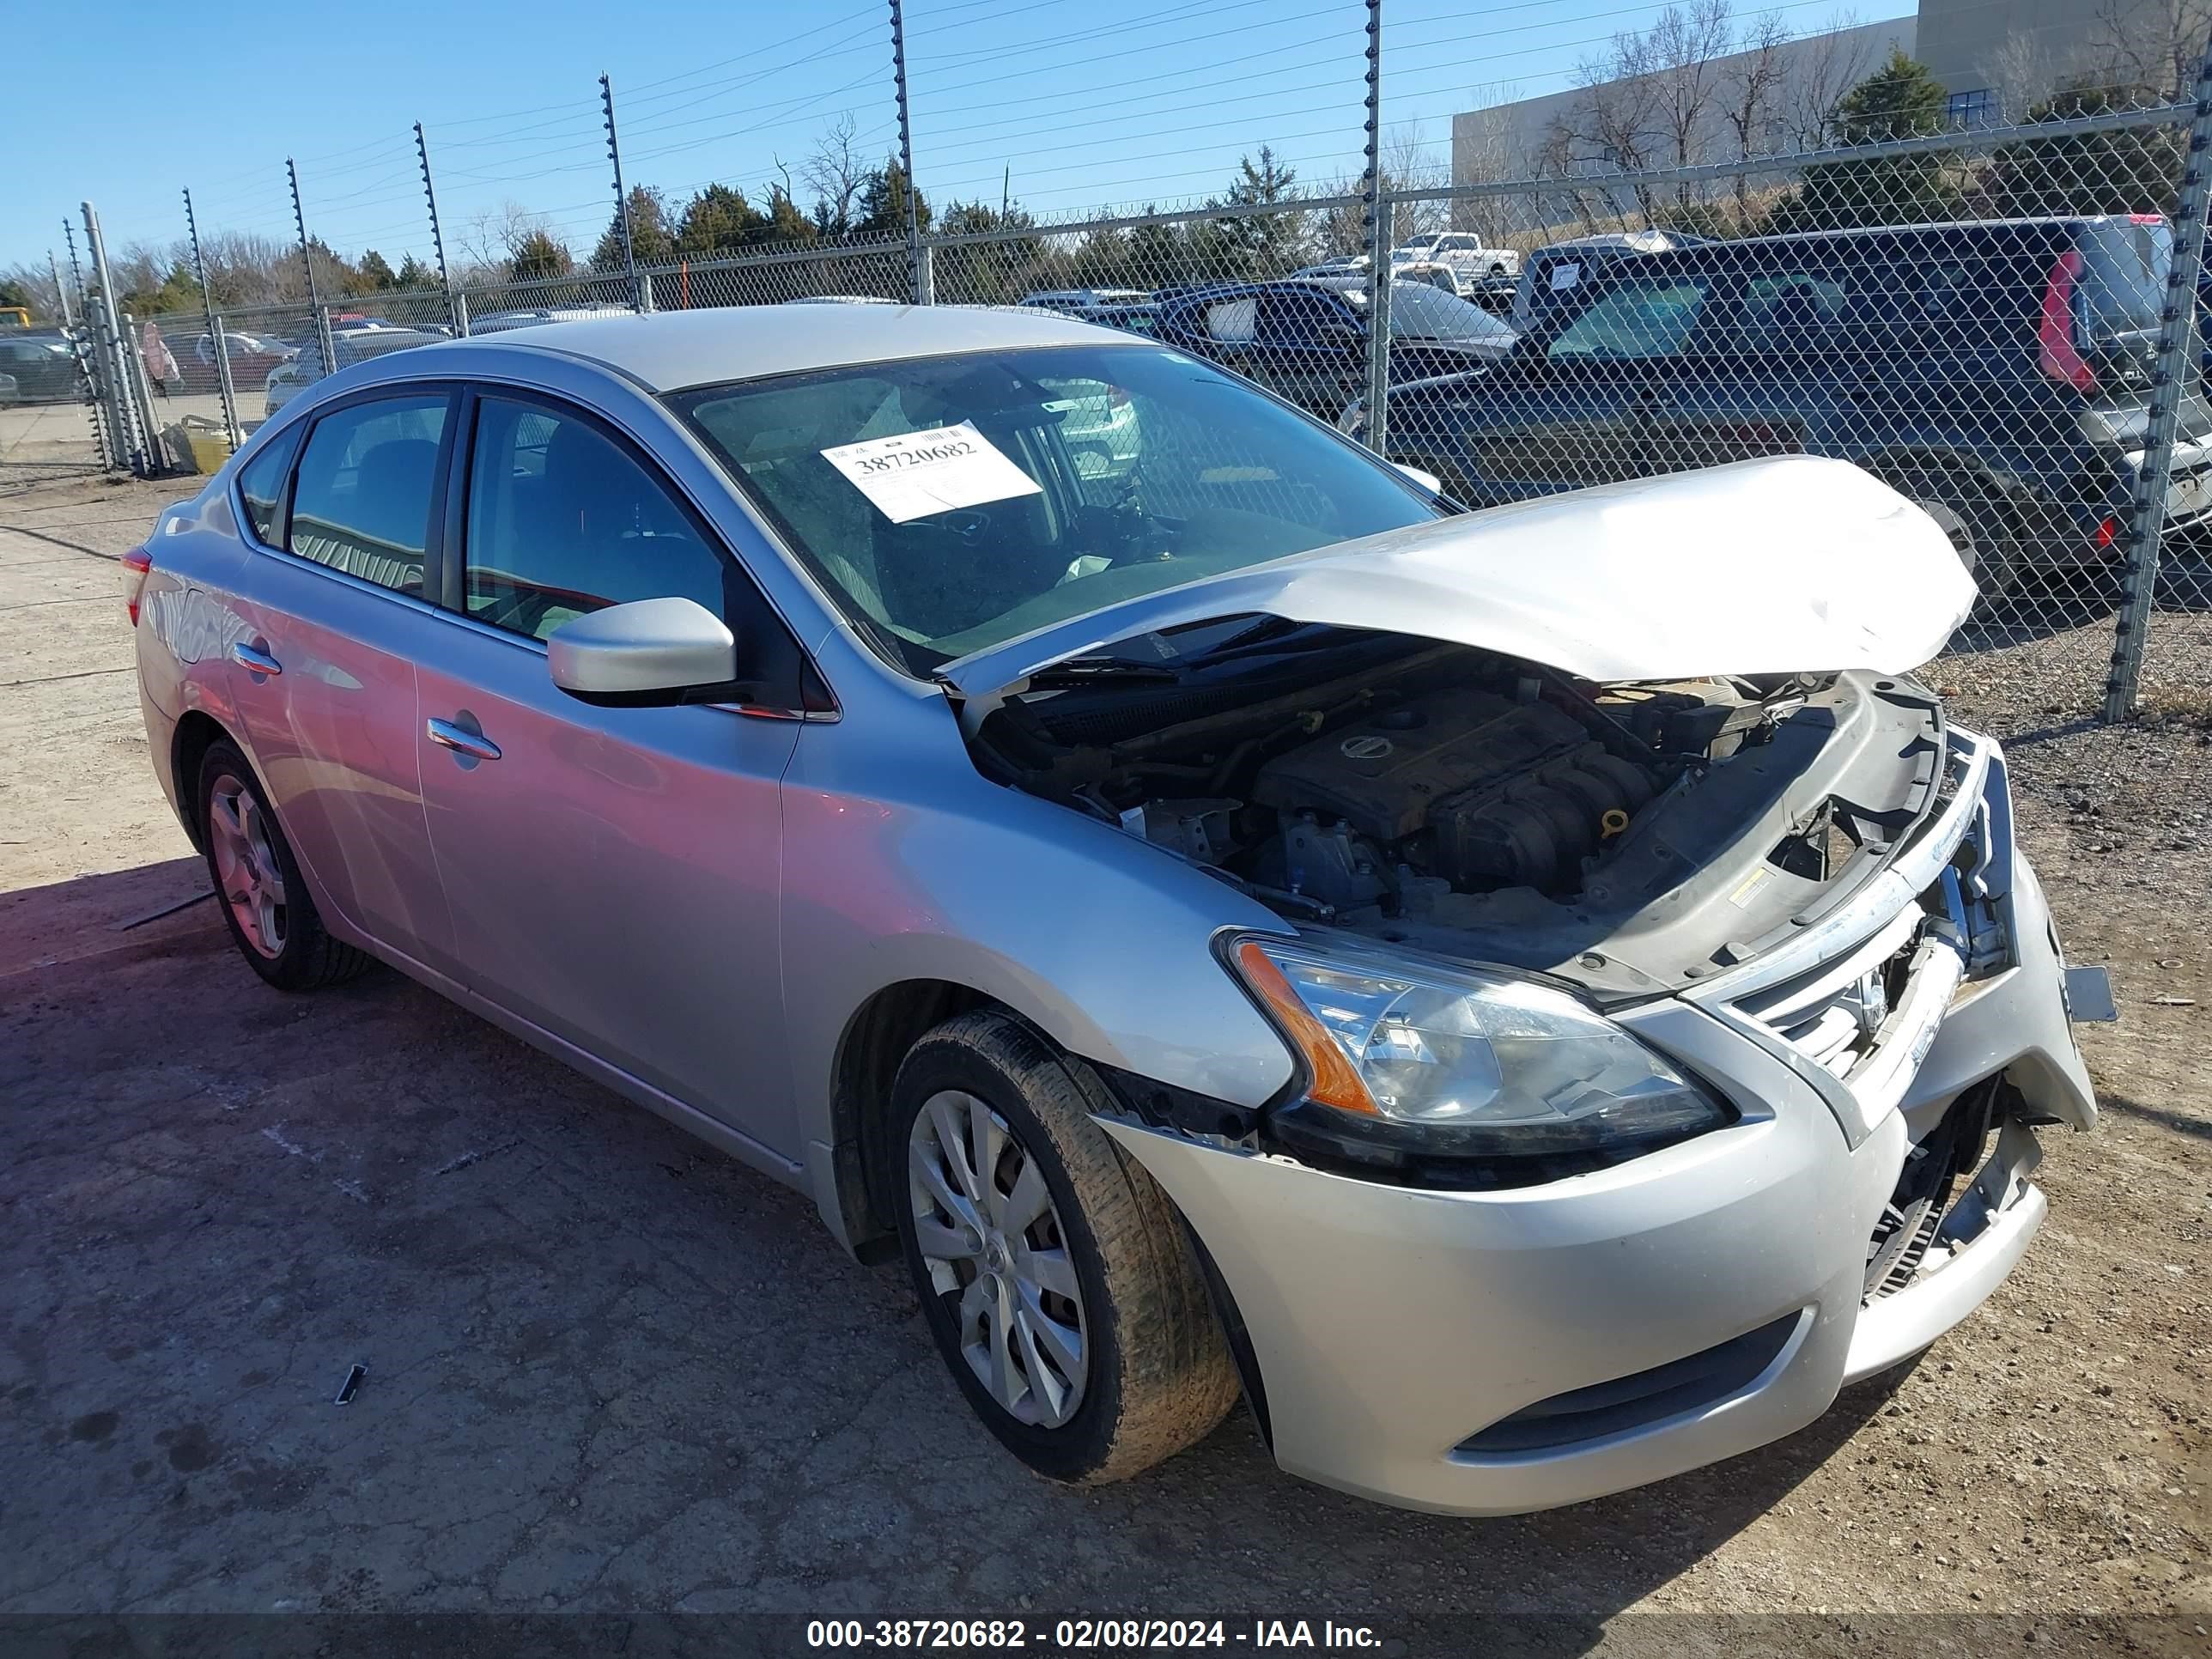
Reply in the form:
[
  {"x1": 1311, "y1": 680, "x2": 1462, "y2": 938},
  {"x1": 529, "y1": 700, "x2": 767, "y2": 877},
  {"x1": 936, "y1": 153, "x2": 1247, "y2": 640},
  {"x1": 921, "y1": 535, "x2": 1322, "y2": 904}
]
[{"x1": 940, "y1": 456, "x2": 1974, "y2": 696}]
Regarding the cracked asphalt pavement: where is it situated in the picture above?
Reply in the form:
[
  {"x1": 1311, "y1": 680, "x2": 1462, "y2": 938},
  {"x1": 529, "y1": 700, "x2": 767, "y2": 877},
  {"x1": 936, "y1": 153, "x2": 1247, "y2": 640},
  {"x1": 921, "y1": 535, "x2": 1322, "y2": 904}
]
[{"x1": 1, "y1": 477, "x2": 2205, "y2": 1655}]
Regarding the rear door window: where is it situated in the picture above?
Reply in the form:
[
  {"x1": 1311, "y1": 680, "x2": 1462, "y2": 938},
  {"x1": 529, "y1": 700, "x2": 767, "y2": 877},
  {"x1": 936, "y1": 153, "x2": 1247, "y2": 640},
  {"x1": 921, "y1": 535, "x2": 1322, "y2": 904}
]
[
  {"x1": 286, "y1": 395, "x2": 450, "y2": 593},
  {"x1": 1547, "y1": 276, "x2": 1711, "y2": 361},
  {"x1": 1257, "y1": 290, "x2": 1350, "y2": 348}
]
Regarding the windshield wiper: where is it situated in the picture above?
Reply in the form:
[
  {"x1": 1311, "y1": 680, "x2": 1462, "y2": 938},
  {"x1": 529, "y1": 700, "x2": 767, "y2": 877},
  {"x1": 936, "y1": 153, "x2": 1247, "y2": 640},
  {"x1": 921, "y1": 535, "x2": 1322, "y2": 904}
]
[{"x1": 1026, "y1": 655, "x2": 1183, "y2": 688}]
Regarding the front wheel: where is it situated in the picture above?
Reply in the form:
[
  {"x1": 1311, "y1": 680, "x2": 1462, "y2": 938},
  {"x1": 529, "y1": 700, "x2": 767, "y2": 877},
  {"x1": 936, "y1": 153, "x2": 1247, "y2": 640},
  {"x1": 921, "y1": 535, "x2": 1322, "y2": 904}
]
[{"x1": 892, "y1": 1010, "x2": 1240, "y2": 1485}]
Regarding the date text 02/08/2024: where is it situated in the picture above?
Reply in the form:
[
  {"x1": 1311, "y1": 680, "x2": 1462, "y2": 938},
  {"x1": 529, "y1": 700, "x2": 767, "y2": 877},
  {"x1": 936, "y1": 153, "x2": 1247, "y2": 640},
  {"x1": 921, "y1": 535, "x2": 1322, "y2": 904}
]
[{"x1": 804, "y1": 1619, "x2": 1392, "y2": 1650}]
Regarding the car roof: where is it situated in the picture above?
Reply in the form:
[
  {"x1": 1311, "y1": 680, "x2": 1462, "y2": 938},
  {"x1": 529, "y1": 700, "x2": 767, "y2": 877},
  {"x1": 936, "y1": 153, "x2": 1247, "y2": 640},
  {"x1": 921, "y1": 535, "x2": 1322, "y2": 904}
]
[{"x1": 419, "y1": 303, "x2": 1136, "y2": 392}]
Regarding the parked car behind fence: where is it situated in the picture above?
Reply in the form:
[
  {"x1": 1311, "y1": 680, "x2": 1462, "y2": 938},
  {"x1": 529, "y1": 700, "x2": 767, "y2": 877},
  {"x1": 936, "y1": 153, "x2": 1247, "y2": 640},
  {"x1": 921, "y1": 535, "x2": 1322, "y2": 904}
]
[
  {"x1": 1155, "y1": 276, "x2": 1516, "y2": 419},
  {"x1": 0, "y1": 335, "x2": 81, "y2": 404},
  {"x1": 263, "y1": 327, "x2": 448, "y2": 416},
  {"x1": 1379, "y1": 214, "x2": 2203, "y2": 598}
]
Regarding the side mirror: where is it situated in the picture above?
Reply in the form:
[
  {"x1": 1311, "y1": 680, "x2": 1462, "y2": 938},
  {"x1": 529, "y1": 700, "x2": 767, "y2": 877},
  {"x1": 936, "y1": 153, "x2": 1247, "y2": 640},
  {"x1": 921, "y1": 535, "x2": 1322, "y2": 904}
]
[
  {"x1": 1393, "y1": 462, "x2": 1443, "y2": 495},
  {"x1": 548, "y1": 596, "x2": 739, "y2": 708}
]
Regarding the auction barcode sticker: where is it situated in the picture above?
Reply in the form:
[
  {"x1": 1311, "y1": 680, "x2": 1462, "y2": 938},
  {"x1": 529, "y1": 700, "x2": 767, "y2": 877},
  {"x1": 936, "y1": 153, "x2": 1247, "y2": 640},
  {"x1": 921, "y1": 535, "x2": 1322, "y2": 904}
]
[{"x1": 821, "y1": 421, "x2": 1043, "y2": 525}]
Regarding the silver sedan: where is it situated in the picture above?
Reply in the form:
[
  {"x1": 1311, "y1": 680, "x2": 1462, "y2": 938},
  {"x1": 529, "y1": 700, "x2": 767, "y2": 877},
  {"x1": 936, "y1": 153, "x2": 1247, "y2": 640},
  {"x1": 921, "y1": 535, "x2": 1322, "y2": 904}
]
[{"x1": 128, "y1": 305, "x2": 2100, "y2": 1514}]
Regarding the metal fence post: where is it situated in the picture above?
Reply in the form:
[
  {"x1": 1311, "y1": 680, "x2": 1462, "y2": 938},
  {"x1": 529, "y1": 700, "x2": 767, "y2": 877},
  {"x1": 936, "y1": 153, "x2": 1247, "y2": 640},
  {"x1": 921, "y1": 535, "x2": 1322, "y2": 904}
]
[
  {"x1": 1360, "y1": 0, "x2": 1390, "y2": 454},
  {"x1": 82, "y1": 204, "x2": 150, "y2": 475},
  {"x1": 184, "y1": 187, "x2": 240, "y2": 448},
  {"x1": 2104, "y1": 46, "x2": 2212, "y2": 721},
  {"x1": 600, "y1": 76, "x2": 641, "y2": 313},
  {"x1": 453, "y1": 290, "x2": 471, "y2": 338},
  {"x1": 62, "y1": 220, "x2": 117, "y2": 471},
  {"x1": 119, "y1": 309, "x2": 167, "y2": 471},
  {"x1": 416, "y1": 122, "x2": 465, "y2": 336},
  {"x1": 915, "y1": 240, "x2": 935, "y2": 305},
  {"x1": 48, "y1": 250, "x2": 73, "y2": 329},
  {"x1": 289, "y1": 159, "x2": 337, "y2": 377},
  {"x1": 889, "y1": 0, "x2": 925, "y2": 305}
]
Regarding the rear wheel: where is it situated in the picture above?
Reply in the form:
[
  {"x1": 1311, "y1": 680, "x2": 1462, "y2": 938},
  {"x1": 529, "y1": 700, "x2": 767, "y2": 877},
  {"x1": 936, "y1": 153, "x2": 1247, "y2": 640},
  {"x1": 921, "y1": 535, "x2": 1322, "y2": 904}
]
[
  {"x1": 891, "y1": 1010, "x2": 1240, "y2": 1485},
  {"x1": 1894, "y1": 471, "x2": 2022, "y2": 604},
  {"x1": 198, "y1": 739, "x2": 370, "y2": 992}
]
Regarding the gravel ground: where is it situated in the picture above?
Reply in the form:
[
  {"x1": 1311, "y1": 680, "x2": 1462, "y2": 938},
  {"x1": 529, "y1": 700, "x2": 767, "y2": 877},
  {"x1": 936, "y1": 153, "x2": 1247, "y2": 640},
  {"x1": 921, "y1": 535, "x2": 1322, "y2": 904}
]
[{"x1": 0, "y1": 475, "x2": 2206, "y2": 1655}]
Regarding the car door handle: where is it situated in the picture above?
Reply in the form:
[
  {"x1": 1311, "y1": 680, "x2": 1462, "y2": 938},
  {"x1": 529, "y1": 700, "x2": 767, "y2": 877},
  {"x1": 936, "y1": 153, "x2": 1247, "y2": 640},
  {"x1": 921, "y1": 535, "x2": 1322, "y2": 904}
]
[
  {"x1": 229, "y1": 641, "x2": 282, "y2": 677},
  {"x1": 425, "y1": 718, "x2": 501, "y2": 762}
]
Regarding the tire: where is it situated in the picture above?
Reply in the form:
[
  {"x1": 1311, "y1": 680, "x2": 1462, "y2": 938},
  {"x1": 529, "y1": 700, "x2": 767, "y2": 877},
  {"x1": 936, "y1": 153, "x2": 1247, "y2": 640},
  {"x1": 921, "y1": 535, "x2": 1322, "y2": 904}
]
[
  {"x1": 197, "y1": 739, "x2": 371, "y2": 992},
  {"x1": 891, "y1": 1009, "x2": 1240, "y2": 1485},
  {"x1": 1893, "y1": 470, "x2": 2022, "y2": 603}
]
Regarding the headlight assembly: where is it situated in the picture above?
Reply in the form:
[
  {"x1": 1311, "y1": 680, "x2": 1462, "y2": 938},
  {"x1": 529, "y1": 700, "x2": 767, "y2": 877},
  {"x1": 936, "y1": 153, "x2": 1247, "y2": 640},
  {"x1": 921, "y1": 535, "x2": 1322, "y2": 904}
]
[{"x1": 1224, "y1": 935, "x2": 1731, "y2": 1183}]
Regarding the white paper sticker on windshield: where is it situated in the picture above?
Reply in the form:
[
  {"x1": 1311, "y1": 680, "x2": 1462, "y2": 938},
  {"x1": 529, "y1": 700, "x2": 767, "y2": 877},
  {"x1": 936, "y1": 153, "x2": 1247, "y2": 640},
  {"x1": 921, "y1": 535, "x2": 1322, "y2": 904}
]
[
  {"x1": 1549, "y1": 261, "x2": 1582, "y2": 291},
  {"x1": 820, "y1": 422, "x2": 1042, "y2": 525}
]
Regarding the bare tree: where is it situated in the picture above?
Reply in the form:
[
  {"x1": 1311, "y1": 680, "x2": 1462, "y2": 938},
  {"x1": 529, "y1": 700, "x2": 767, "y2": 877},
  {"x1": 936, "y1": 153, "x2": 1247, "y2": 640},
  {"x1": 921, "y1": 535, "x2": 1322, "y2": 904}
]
[
  {"x1": 1982, "y1": 28, "x2": 2058, "y2": 125},
  {"x1": 1783, "y1": 15, "x2": 1879, "y2": 149},
  {"x1": 456, "y1": 200, "x2": 554, "y2": 283},
  {"x1": 1382, "y1": 120, "x2": 1449, "y2": 246},
  {"x1": 1447, "y1": 100, "x2": 1522, "y2": 246},
  {"x1": 1533, "y1": 115, "x2": 1612, "y2": 236},
  {"x1": 1643, "y1": 0, "x2": 1737, "y2": 199},
  {"x1": 802, "y1": 112, "x2": 869, "y2": 236},
  {"x1": 2090, "y1": 0, "x2": 2212, "y2": 101},
  {"x1": 1721, "y1": 13, "x2": 1791, "y2": 225}
]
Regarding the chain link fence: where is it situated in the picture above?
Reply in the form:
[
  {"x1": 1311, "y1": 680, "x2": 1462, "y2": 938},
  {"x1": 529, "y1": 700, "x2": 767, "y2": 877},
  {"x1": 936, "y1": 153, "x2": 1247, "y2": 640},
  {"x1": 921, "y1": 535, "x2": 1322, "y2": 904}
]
[
  {"x1": 0, "y1": 319, "x2": 106, "y2": 489},
  {"x1": 77, "y1": 85, "x2": 2212, "y2": 726}
]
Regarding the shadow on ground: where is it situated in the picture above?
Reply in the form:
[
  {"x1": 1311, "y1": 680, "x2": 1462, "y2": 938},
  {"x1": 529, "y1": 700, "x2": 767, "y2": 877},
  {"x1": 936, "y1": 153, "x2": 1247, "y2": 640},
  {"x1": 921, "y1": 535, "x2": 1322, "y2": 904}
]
[{"x1": 2, "y1": 860, "x2": 1910, "y2": 1638}]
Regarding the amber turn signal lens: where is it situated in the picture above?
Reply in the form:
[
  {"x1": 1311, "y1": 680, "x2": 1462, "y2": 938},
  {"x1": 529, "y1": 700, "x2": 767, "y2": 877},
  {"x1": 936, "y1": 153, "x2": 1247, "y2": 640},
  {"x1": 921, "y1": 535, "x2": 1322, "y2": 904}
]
[{"x1": 1235, "y1": 939, "x2": 1378, "y2": 1115}]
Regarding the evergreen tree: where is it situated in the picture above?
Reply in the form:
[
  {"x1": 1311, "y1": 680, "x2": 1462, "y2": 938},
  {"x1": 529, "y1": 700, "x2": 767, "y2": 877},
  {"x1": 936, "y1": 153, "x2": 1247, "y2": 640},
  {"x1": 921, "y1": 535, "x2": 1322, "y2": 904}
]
[
  {"x1": 353, "y1": 249, "x2": 398, "y2": 292},
  {"x1": 1768, "y1": 50, "x2": 1959, "y2": 233},
  {"x1": 1982, "y1": 80, "x2": 2184, "y2": 217},
  {"x1": 854, "y1": 160, "x2": 932, "y2": 238},
  {"x1": 592, "y1": 185, "x2": 678, "y2": 270},
  {"x1": 510, "y1": 228, "x2": 574, "y2": 282},
  {"x1": 394, "y1": 252, "x2": 435, "y2": 289},
  {"x1": 676, "y1": 184, "x2": 769, "y2": 258}
]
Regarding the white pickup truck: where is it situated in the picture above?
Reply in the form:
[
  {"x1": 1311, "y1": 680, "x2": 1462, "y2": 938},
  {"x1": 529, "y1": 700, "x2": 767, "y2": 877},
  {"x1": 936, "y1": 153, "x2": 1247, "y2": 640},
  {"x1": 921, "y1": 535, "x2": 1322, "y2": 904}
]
[{"x1": 1390, "y1": 231, "x2": 1521, "y2": 276}]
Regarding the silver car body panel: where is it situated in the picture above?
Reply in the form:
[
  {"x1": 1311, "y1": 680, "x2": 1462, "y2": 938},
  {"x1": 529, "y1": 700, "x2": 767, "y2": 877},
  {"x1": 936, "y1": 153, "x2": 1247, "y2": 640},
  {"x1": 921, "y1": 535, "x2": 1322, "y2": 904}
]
[
  {"x1": 1103, "y1": 846, "x2": 2082, "y2": 1516},
  {"x1": 939, "y1": 455, "x2": 1975, "y2": 698},
  {"x1": 131, "y1": 312, "x2": 2095, "y2": 1516}
]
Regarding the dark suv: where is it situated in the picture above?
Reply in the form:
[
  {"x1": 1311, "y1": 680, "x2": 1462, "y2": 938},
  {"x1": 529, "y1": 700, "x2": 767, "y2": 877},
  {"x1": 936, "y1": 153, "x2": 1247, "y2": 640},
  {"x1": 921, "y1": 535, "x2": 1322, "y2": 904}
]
[{"x1": 1381, "y1": 215, "x2": 2209, "y2": 592}]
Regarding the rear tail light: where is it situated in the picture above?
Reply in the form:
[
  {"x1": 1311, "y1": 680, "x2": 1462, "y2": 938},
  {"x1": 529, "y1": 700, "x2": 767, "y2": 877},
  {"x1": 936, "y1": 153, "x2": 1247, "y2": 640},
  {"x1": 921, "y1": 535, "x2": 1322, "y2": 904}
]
[
  {"x1": 2096, "y1": 516, "x2": 2120, "y2": 551},
  {"x1": 2039, "y1": 252, "x2": 2100, "y2": 396},
  {"x1": 120, "y1": 546, "x2": 153, "y2": 627}
]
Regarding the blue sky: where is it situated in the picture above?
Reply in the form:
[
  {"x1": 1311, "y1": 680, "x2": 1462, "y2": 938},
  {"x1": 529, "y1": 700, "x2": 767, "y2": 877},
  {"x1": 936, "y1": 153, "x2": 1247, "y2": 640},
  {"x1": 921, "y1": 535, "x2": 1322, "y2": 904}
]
[{"x1": 4, "y1": 0, "x2": 1905, "y2": 274}]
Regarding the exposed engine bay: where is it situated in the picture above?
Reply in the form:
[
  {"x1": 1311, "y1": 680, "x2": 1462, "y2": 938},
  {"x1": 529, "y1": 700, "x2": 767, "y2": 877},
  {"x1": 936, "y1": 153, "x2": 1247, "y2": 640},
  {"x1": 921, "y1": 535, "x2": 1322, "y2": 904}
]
[{"x1": 963, "y1": 621, "x2": 1950, "y2": 997}]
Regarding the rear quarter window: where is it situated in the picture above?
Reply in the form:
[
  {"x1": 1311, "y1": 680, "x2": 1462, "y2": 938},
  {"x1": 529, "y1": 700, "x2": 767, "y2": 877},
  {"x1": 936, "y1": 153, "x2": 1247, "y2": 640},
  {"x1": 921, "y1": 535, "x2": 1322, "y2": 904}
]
[{"x1": 234, "y1": 428, "x2": 299, "y2": 545}]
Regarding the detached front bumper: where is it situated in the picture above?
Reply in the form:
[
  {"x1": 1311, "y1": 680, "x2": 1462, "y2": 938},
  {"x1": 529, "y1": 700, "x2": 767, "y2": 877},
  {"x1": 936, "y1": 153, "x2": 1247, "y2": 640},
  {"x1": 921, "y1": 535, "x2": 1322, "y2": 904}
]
[{"x1": 1105, "y1": 737, "x2": 2094, "y2": 1517}]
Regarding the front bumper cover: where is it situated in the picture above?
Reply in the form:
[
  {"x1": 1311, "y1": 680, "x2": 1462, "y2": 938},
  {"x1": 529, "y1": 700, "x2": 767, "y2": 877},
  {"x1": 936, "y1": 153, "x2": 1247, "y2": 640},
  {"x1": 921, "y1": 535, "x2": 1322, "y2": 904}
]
[{"x1": 1103, "y1": 757, "x2": 2093, "y2": 1516}]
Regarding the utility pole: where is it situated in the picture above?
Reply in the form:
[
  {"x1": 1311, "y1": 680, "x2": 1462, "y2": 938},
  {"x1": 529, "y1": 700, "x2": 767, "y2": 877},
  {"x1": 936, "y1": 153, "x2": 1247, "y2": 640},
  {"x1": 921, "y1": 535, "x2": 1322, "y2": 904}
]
[
  {"x1": 289, "y1": 158, "x2": 337, "y2": 380},
  {"x1": 889, "y1": 0, "x2": 927, "y2": 303},
  {"x1": 416, "y1": 122, "x2": 465, "y2": 335},
  {"x1": 601, "y1": 74, "x2": 641, "y2": 312},
  {"x1": 1360, "y1": 0, "x2": 1391, "y2": 458},
  {"x1": 184, "y1": 187, "x2": 240, "y2": 448}
]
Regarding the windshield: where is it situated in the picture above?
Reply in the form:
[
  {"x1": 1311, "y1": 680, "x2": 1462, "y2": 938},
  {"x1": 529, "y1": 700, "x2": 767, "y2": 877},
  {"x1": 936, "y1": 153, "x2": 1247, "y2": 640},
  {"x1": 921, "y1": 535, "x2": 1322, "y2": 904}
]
[
  {"x1": 1379, "y1": 282, "x2": 1516, "y2": 343},
  {"x1": 672, "y1": 343, "x2": 1438, "y2": 674}
]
